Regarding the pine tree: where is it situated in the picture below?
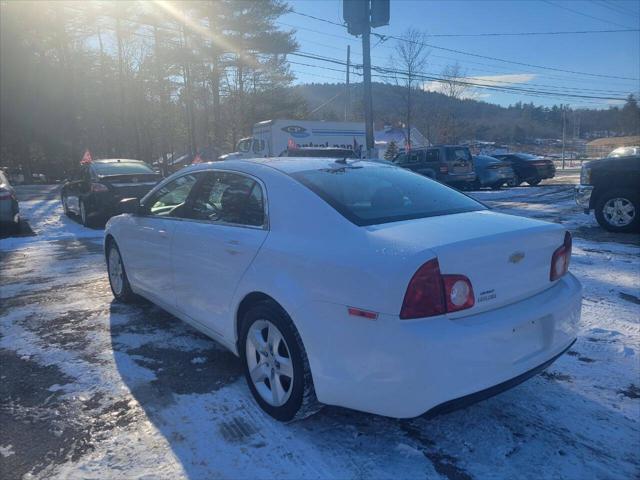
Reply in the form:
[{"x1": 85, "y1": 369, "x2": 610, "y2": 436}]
[{"x1": 384, "y1": 140, "x2": 399, "y2": 160}]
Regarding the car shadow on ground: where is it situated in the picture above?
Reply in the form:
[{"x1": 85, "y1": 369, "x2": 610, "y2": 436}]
[{"x1": 108, "y1": 298, "x2": 639, "y2": 479}]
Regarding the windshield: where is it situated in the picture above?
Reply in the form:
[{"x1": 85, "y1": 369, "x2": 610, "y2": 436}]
[
  {"x1": 93, "y1": 162, "x2": 155, "y2": 176},
  {"x1": 291, "y1": 164, "x2": 485, "y2": 226}
]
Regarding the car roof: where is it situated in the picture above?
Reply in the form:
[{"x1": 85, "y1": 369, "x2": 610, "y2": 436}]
[{"x1": 179, "y1": 157, "x2": 387, "y2": 175}]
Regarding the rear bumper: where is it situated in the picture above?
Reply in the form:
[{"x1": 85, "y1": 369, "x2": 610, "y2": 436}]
[
  {"x1": 534, "y1": 165, "x2": 555, "y2": 179},
  {"x1": 575, "y1": 185, "x2": 593, "y2": 211},
  {"x1": 296, "y1": 273, "x2": 581, "y2": 418},
  {"x1": 441, "y1": 172, "x2": 476, "y2": 184}
]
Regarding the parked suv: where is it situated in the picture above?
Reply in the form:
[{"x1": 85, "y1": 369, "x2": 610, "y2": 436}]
[
  {"x1": 393, "y1": 145, "x2": 475, "y2": 187},
  {"x1": 575, "y1": 154, "x2": 639, "y2": 233}
]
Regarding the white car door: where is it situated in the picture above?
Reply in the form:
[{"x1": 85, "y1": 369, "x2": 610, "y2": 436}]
[
  {"x1": 172, "y1": 170, "x2": 268, "y2": 340},
  {"x1": 122, "y1": 172, "x2": 202, "y2": 307}
]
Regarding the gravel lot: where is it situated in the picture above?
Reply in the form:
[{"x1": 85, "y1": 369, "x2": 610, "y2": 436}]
[{"x1": 1, "y1": 177, "x2": 638, "y2": 479}]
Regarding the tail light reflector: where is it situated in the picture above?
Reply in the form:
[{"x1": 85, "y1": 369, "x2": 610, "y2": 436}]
[
  {"x1": 400, "y1": 258, "x2": 475, "y2": 319},
  {"x1": 439, "y1": 164, "x2": 449, "y2": 173},
  {"x1": 550, "y1": 231, "x2": 572, "y2": 281}
]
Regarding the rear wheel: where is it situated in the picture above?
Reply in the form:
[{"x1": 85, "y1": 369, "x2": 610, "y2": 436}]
[
  {"x1": 62, "y1": 194, "x2": 72, "y2": 217},
  {"x1": 595, "y1": 189, "x2": 639, "y2": 233},
  {"x1": 527, "y1": 177, "x2": 542, "y2": 186},
  {"x1": 106, "y1": 241, "x2": 136, "y2": 302},
  {"x1": 506, "y1": 173, "x2": 521, "y2": 187},
  {"x1": 240, "y1": 301, "x2": 320, "y2": 422},
  {"x1": 79, "y1": 199, "x2": 91, "y2": 227}
]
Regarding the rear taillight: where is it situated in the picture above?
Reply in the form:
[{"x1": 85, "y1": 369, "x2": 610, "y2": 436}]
[
  {"x1": 550, "y1": 231, "x2": 572, "y2": 281},
  {"x1": 439, "y1": 164, "x2": 449, "y2": 173},
  {"x1": 91, "y1": 182, "x2": 108, "y2": 193},
  {"x1": 400, "y1": 258, "x2": 475, "y2": 319}
]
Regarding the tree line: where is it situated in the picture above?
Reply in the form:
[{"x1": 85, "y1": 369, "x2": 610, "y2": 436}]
[
  {"x1": 1, "y1": 1, "x2": 638, "y2": 179},
  {"x1": 0, "y1": 0, "x2": 306, "y2": 177}
]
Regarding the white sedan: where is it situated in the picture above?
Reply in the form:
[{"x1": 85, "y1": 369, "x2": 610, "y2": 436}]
[{"x1": 104, "y1": 158, "x2": 581, "y2": 421}]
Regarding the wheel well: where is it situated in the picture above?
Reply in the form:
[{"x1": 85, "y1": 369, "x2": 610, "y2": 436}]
[
  {"x1": 235, "y1": 292, "x2": 283, "y2": 347},
  {"x1": 104, "y1": 234, "x2": 115, "y2": 260}
]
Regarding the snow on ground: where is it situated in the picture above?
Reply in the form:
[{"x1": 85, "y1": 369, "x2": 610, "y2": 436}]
[{"x1": 0, "y1": 184, "x2": 638, "y2": 479}]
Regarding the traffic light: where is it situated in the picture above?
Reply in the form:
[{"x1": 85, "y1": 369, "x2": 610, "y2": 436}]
[
  {"x1": 370, "y1": 0, "x2": 390, "y2": 28},
  {"x1": 343, "y1": 0, "x2": 368, "y2": 36}
]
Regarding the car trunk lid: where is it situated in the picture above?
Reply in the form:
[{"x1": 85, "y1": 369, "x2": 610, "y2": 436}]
[
  {"x1": 366, "y1": 210, "x2": 566, "y2": 316},
  {"x1": 99, "y1": 173, "x2": 160, "y2": 198}
]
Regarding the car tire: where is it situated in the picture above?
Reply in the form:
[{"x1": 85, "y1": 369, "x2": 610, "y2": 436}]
[
  {"x1": 106, "y1": 240, "x2": 136, "y2": 302},
  {"x1": 79, "y1": 199, "x2": 91, "y2": 227},
  {"x1": 62, "y1": 194, "x2": 72, "y2": 217},
  {"x1": 507, "y1": 174, "x2": 521, "y2": 187},
  {"x1": 240, "y1": 300, "x2": 320, "y2": 422},
  {"x1": 527, "y1": 177, "x2": 542, "y2": 186},
  {"x1": 594, "y1": 189, "x2": 639, "y2": 233}
]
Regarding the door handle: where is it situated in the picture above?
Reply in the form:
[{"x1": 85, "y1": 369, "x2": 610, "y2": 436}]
[{"x1": 226, "y1": 239, "x2": 240, "y2": 246}]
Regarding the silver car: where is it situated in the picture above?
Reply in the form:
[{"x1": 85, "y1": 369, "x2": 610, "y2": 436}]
[{"x1": 0, "y1": 170, "x2": 20, "y2": 234}]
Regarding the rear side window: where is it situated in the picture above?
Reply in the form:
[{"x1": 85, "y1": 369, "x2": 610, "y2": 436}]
[{"x1": 291, "y1": 164, "x2": 485, "y2": 226}]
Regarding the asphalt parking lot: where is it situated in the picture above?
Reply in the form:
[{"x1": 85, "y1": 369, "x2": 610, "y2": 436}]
[{"x1": 1, "y1": 177, "x2": 638, "y2": 479}]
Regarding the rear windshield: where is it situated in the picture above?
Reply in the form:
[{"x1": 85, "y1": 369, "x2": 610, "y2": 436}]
[
  {"x1": 446, "y1": 148, "x2": 472, "y2": 162},
  {"x1": 291, "y1": 164, "x2": 485, "y2": 226},
  {"x1": 93, "y1": 162, "x2": 155, "y2": 176}
]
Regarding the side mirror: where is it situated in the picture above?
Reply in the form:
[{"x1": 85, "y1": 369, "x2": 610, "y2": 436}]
[{"x1": 119, "y1": 197, "x2": 143, "y2": 215}]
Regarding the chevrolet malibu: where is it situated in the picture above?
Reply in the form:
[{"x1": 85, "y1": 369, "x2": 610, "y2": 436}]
[{"x1": 104, "y1": 158, "x2": 581, "y2": 421}]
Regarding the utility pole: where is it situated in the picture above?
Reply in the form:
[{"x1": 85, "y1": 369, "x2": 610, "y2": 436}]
[
  {"x1": 343, "y1": 0, "x2": 389, "y2": 158},
  {"x1": 345, "y1": 45, "x2": 350, "y2": 121},
  {"x1": 362, "y1": 22, "x2": 374, "y2": 156},
  {"x1": 561, "y1": 104, "x2": 566, "y2": 170}
]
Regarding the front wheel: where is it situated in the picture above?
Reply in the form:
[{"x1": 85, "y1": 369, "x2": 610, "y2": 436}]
[
  {"x1": 240, "y1": 301, "x2": 320, "y2": 422},
  {"x1": 106, "y1": 241, "x2": 136, "y2": 302},
  {"x1": 594, "y1": 189, "x2": 639, "y2": 233},
  {"x1": 79, "y1": 200, "x2": 90, "y2": 227},
  {"x1": 506, "y1": 174, "x2": 521, "y2": 187}
]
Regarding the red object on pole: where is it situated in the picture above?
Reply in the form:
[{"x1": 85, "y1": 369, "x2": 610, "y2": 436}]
[
  {"x1": 192, "y1": 153, "x2": 203, "y2": 164},
  {"x1": 287, "y1": 138, "x2": 296, "y2": 150},
  {"x1": 80, "y1": 150, "x2": 93, "y2": 164}
]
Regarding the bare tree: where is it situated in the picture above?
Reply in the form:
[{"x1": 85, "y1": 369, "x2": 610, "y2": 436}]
[
  {"x1": 440, "y1": 62, "x2": 470, "y2": 143},
  {"x1": 391, "y1": 28, "x2": 429, "y2": 148},
  {"x1": 441, "y1": 62, "x2": 469, "y2": 100}
]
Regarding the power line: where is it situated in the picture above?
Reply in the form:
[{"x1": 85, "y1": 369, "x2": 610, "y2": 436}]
[
  {"x1": 289, "y1": 9, "x2": 638, "y2": 81},
  {"x1": 289, "y1": 9, "x2": 639, "y2": 36},
  {"x1": 289, "y1": 50, "x2": 631, "y2": 102},
  {"x1": 541, "y1": 0, "x2": 636, "y2": 29}
]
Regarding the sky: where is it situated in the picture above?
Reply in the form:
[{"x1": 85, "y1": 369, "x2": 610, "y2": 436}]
[{"x1": 281, "y1": 0, "x2": 640, "y2": 109}]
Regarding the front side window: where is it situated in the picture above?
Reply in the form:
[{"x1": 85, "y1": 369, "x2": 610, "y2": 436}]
[
  {"x1": 147, "y1": 173, "x2": 199, "y2": 216},
  {"x1": 187, "y1": 171, "x2": 265, "y2": 227},
  {"x1": 291, "y1": 164, "x2": 485, "y2": 226}
]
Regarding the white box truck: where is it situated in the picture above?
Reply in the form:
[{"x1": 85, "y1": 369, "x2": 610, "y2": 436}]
[{"x1": 220, "y1": 119, "x2": 367, "y2": 159}]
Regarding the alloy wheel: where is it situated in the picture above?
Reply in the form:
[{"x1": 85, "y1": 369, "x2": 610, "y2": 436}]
[
  {"x1": 245, "y1": 319, "x2": 294, "y2": 407},
  {"x1": 80, "y1": 201, "x2": 87, "y2": 225},
  {"x1": 108, "y1": 247, "x2": 124, "y2": 295},
  {"x1": 603, "y1": 197, "x2": 635, "y2": 227}
]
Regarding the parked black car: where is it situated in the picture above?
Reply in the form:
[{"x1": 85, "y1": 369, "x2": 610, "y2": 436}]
[
  {"x1": 471, "y1": 155, "x2": 516, "y2": 190},
  {"x1": 393, "y1": 145, "x2": 475, "y2": 187},
  {"x1": 492, "y1": 153, "x2": 555, "y2": 186},
  {"x1": 575, "y1": 154, "x2": 640, "y2": 233},
  {"x1": 61, "y1": 159, "x2": 161, "y2": 226}
]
